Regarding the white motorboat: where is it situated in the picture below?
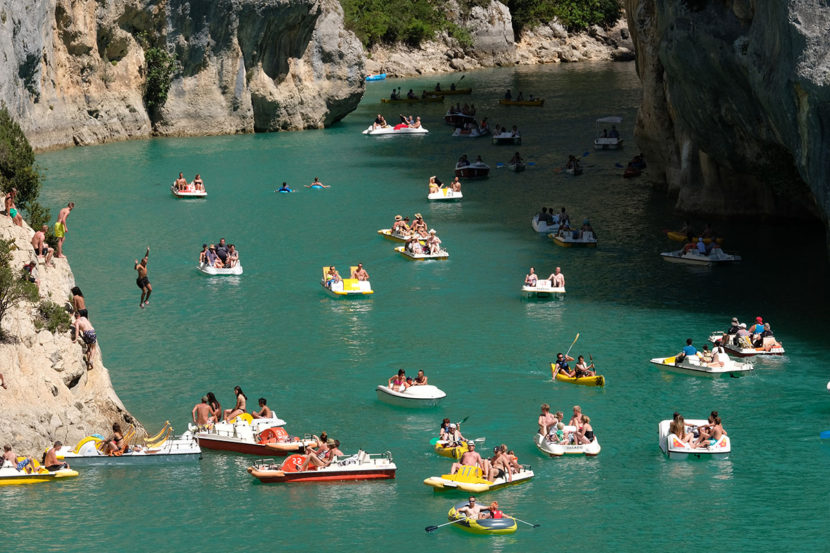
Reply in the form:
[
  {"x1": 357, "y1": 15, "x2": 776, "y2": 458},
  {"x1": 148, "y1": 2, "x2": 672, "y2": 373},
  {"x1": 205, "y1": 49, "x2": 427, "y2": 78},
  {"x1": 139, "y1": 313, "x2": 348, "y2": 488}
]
[
  {"x1": 491, "y1": 132, "x2": 521, "y2": 145},
  {"x1": 171, "y1": 184, "x2": 207, "y2": 198},
  {"x1": 533, "y1": 431, "x2": 600, "y2": 457},
  {"x1": 549, "y1": 230, "x2": 598, "y2": 247},
  {"x1": 394, "y1": 245, "x2": 449, "y2": 260},
  {"x1": 531, "y1": 215, "x2": 559, "y2": 233},
  {"x1": 452, "y1": 126, "x2": 489, "y2": 138},
  {"x1": 198, "y1": 262, "x2": 243, "y2": 275},
  {"x1": 522, "y1": 279, "x2": 565, "y2": 298},
  {"x1": 649, "y1": 354, "x2": 754, "y2": 377},
  {"x1": 428, "y1": 188, "x2": 463, "y2": 201},
  {"x1": 376, "y1": 384, "x2": 446, "y2": 407},
  {"x1": 189, "y1": 415, "x2": 316, "y2": 456},
  {"x1": 707, "y1": 332, "x2": 785, "y2": 357},
  {"x1": 660, "y1": 248, "x2": 741, "y2": 265},
  {"x1": 658, "y1": 419, "x2": 730, "y2": 459},
  {"x1": 454, "y1": 161, "x2": 490, "y2": 178},
  {"x1": 55, "y1": 428, "x2": 201, "y2": 465},
  {"x1": 362, "y1": 125, "x2": 429, "y2": 136},
  {"x1": 593, "y1": 116, "x2": 624, "y2": 150}
]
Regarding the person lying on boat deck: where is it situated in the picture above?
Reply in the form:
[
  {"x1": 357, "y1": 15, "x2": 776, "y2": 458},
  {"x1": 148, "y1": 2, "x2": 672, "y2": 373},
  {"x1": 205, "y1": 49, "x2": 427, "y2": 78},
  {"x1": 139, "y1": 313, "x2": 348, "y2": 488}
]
[
  {"x1": 373, "y1": 114, "x2": 387, "y2": 129},
  {"x1": 504, "y1": 89, "x2": 512, "y2": 100},
  {"x1": 414, "y1": 369, "x2": 428, "y2": 385},
  {"x1": 226, "y1": 244, "x2": 239, "y2": 268},
  {"x1": 193, "y1": 396, "x2": 213, "y2": 428},
  {"x1": 388, "y1": 369, "x2": 407, "y2": 392},
  {"x1": 451, "y1": 177, "x2": 461, "y2": 191},
  {"x1": 525, "y1": 267, "x2": 538, "y2": 287},
  {"x1": 251, "y1": 397, "x2": 273, "y2": 419},
  {"x1": 104, "y1": 422, "x2": 128, "y2": 455},
  {"x1": 325, "y1": 266, "x2": 342, "y2": 288},
  {"x1": 206, "y1": 245, "x2": 224, "y2": 269},
  {"x1": 299, "y1": 440, "x2": 343, "y2": 471},
  {"x1": 675, "y1": 338, "x2": 699, "y2": 363},
  {"x1": 277, "y1": 182, "x2": 292, "y2": 192},
  {"x1": 407, "y1": 89, "x2": 416, "y2": 99},
  {"x1": 44, "y1": 441, "x2": 70, "y2": 471},
  {"x1": 538, "y1": 403, "x2": 558, "y2": 436},
  {"x1": 193, "y1": 174, "x2": 204, "y2": 191},
  {"x1": 574, "y1": 355, "x2": 595, "y2": 377},
  {"x1": 458, "y1": 154, "x2": 470, "y2": 167},
  {"x1": 547, "y1": 267, "x2": 565, "y2": 288},
  {"x1": 351, "y1": 263, "x2": 369, "y2": 281},
  {"x1": 3, "y1": 444, "x2": 34, "y2": 473},
  {"x1": 411, "y1": 213, "x2": 428, "y2": 237},
  {"x1": 609, "y1": 126, "x2": 620, "y2": 138},
  {"x1": 175, "y1": 172, "x2": 188, "y2": 191},
  {"x1": 223, "y1": 386, "x2": 247, "y2": 421},
  {"x1": 457, "y1": 497, "x2": 484, "y2": 519},
  {"x1": 450, "y1": 442, "x2": 484, "y2": 475},
  {"x1": 405, "y1": 236, "x2": 424, "y2": 254},
  {"x1": 510, "y1": 152, "x2": 523, "y2": 164},
  {"x1": 554, "y1": 352, "x2": 575, "y2": 377},
  {"x1": 427, "y1": 230, "x2": 442, "y2": 254},
  {"x1": 575, "y1": 415, "x2": 595, "y2": 444}
]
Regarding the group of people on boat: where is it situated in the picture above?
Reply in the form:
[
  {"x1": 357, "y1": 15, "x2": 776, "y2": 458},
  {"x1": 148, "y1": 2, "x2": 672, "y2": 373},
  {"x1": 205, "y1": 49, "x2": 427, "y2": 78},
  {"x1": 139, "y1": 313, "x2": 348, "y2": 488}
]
[
  {"x1": 449, "y1": 438, "x2": 522, "y2": 483},
  {"x1": 599, "y1": 126, "x2": 620, "y2": 139},
  {"x1": 536, "y1": 206, "x2": 570, "y2": 227},
  {"x1": 455, "y1": 117, "x2": 489, "y2": 134},
  {"x1": 456, "y1": 497, "x2": 508, "y2": 520},
  {"x1": 670, "y1": 411, "x2": 726, "y2": 449},
  {"x1": 297, "y1": 432, "x2": 344, "y2": 471},
  {"x1": 553, "y1": 353, "x2": 596, "y2": 378},
  {"x1": 675, "y1": 338, "x2": 731, "y2": 367},
  {"x1": 682, "y1": 235, "x2": 723, "y2": 256},
  {"x1": 538, "y1": 404, "x2": 596, "y2": 445},
  {"x1": 492, "y1": 124, "x2": 520, "y2": 137},
  {"x1": 371, "y1": 113, "x2": 422, "y2": 131},
  {"x1": 191, "y1": 386, "x2": 275, "y2": 429},
  {"x1": 524, "y1": 266, "x2": 565, "y2": 288},
  {"x1": 174, "y1": 172, "x2": 205, "y2": 192},
  {"x1": 405, "y1": 230, "x2": 443, "y2": 255},
  {"x1": 387, "y1": 368, "x2": 430, "y2": 392},
  {"x1": 323, "y1": 264, "x2": 370, "y2": 288},
  {"x1": 199, "y1": 238, "x2": 240, "y2": 268},
  {"x1": 557, "y1": 218, "x2": 595, "y2": 240},
  {"x1": 447, "y1": 102, "x2": 476, "y2": 116},
  {"x1": 715, "y1": 316, "x2": 780, "y2": 350},
  {"x1": 428, "y1": 176, "x2": 462, "y2": 194},
  {"x1": 456, "y1": 154, "x2": 485, "y2": 167},
  {"x1": 503, "y1": 90, "x2": 537, "y2": 102}
]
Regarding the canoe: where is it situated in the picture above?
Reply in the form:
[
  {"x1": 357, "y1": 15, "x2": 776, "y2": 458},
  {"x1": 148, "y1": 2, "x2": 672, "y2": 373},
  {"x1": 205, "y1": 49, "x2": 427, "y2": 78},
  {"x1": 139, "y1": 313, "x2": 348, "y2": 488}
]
[
  {"x1": 394, "y1": 246, "x2": 449, "y2": 260},
  {"x1": 362, "y1": 125, "x2": 429, "y2": 136},
  {"x1": 424, "y1": 88, "x2": 472, "y2": 95},
  {"x1": 424, "y1": 463, "x2": 534, "y2": 492},
  {"x1": 198, "y1": 262, "x2": 243, "y2": 275},
  {"x1": 660, "y1": 249, "x2": 740, "y2": 265},
  {"x1": 380, "y1": 96, "x2": 443, "y2": 103},
  {"x1": 665, "y1": 231, "x2": 724, "y2": 245},
  {"x1": 549, "y1": 231, "x2": 598, "y2": 247},
  {"x1": 522, "y1": 280, "x2": 565, "y2": 298},
  {"x1": 247, "y1": 451, "x2": 397, "y2": 483},
  {"x1": 171, "y1": 185, "x2": 207, "y2": 198},
  {"x1": 658, "y1": 419, "x2": 731, "y2": 460},
  {"x1": 649, "y1": 355, "x2": 754, "y2": 377},
  {"x1": 549, "y1": 363, "x2": 604, "y2": 386},
  {"x1": 376, "y1": 384, "x2": 446, "y2": 407},
  {"x1": 533, "y1": 431, "x2": 601, "y2": 457},
  {"x1": 447, "y1": 502, "x2": 517, "y2": 535},
  {"x1": 499, "y1": 98, "x2": 544, "y2": 106}
]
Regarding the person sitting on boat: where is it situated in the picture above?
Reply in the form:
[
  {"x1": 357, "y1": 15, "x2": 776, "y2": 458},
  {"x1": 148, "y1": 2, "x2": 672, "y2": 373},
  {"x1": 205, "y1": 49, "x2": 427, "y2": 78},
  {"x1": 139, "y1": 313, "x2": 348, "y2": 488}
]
[
  {"x1": 351, "y1": 263, "x2": 369, "y2": 281},
  {"x1": 226, "y1": 244, "x2": 239, "y2": 268},
  {"x1": 525, "y1": 267, "x2": 538, "y2": 287},
  {"x1": 554, "y1": 352, "x2": 576, "y2": 378},
  {"x1": 675, "y1": 338, "x2": 699, "y2": 363},
  {"x1": 407, "y1": 88, "x2": 416, "y2": 99},
  {"x1": 574, "y1": 355, "x2": 595, "y2": 377},
  {"x1": 428, "y1": 176, "x2": 440, "y2": 194},
  {"x1": 308, "y1": 432, "x2": 329, "y2": 455},
  {"x1": 373, "y1": 114, "x2": 386, "y2": 129},
  {"x1": 487, "y1": 446, "x2": 511, "y2": 482},
  {"x1": 575, "y1": 415, "x2": 595, "y2": 445},
  {"x1": 451, "y1": 177, "x2": 461, "y2": 192},
  {"x1": 412, "y1": 116, "x2": 422, "y2": 129},
  {"x1": 325, "y1": 266, "x2": 342, "y2": 288},
  {"x1": 193, "y1": 174, "x2": 204, "y2": 191},
  {"x1": 695, "y1": 411, "x2": 727, "y2": 449},
  {"x1": 388, "y1": 369, "x2": 407, "y2": 392},
  {"x1": 696, "y1": 237, "x2": 708, "y2": 255},
  {"x1": 504, "y1": 89, "x2": 512, "y2": 100},
  {"x1": 389, "y1": 88, "x2": 398, "y2": 100},
  {"x1": 479, "y1": 117, "x2": 489, "y2": 131},
  {"x1": 175, "y1": 172, "x2": 188, "y2": 191},
  {"x1": 707, "y1": 341, "x2": 730, "y2": 368},
  {"x1": 414, "y1": 369, "x2": 428, "y2": 385},
  {"x1": 748, "y1": 316, "x2": 765, "y2": 337},
  {"x1": 538, "y1": 403, "x2": 558, "y2": 436},
  {"x1": 411, "y1": 213, "x2": 428, "y2": 237},
  {"x1": 581, "y1": 219, "x2": 594, "y2": 237},
  {"x1": 509, "y1": 152, "x2": 523, "y2": 165},
  {"x1": 426, "y1": 230, "x2": 442, "y2": 254},
  {"x1": 457, "y1": 154, "x2": 470, "y2": 167},
  {"x1": 405, "y1": 235, "x2": 424, "y2": 254},
  {"x1": 734, "y1": 323, "x2": 752, "y2": 347},
  {"x1": 475, "y1": 155, "x2": 484, "y2": 164},
  {"x1": 547, "y1": 267, "x2": 565, "y2": 288},
  {"x1": 206, "y1": 245, "x2": 224, "y2": 269},
  {"x1": 516, "y1": 91, "x2": 524, "y2": 101},
  {"x1": 299, "y1": 439, "x2": 343, "y2": 471},
  {"x1": 440, "y1": 421, "x2": 464, "y2": 445},
  {"x1": 103, "y1": 422, "x2": 130, "y2": 455},
  {"x1": 457, "y1": 497, "x2": 484, "y2": 519},
  {"x1": 251, "y1": 397, "x2": 273, "y2": 419},
  {"x1": 44, "y1": 442, "x2": 70, "y2": 471},
  {"x1": 609, "y1": 125, "x2": 620, "y2": 138},
  {"x1": 3, "y1": 444, "x2": 34, "y2": 473},
  {"x1": 206, "y1": 392, "x2": 222, "y2": 423},
  {"x1": 700, "y1": 345, "x2": 713, "y2": 363},
  {"x1": 277, "y1": 182, "x2": 292, "y2": 192},
  {"x1": 511, "y1": 125, "x2": 519, "y2": 137},
  {"x1": 546, "y1": 422, "x2": 566, "y2": 444},
  {"x1": 223, "y1": 386, "x2": 247, "y2": 422},
  {"x1": 450, "y1": 442, "x2": 485, "y2": 475}
]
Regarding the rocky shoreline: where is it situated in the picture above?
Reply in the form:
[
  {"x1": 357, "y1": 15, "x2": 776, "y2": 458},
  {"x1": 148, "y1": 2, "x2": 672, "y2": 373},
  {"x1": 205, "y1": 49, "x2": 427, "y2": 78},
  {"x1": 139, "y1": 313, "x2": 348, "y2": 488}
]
[{"x1": 0, "y1": 215, "x2": 138, "y2": 454}]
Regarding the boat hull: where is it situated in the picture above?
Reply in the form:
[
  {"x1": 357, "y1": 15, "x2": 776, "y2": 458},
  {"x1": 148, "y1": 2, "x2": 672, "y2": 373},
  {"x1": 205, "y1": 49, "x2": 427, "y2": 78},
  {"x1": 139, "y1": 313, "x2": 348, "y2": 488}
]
[
  {"x1": 428, "y1": 189, "x2": 463, "y2": 201},
  {"x1": 522, "y1": 284, "x2": 565, "y2": 298},
  {"x1": 533, "y1": 432, "x2": 601, "y2": 457},
  {"x1": 0, "y1": 468, "x2": 79, "y2": 486},
  {"x1": 491, "y1": 135, "x2": 521, "y2": 145},
  {"x1": 376, "y1": 385, "x2": 446, "y2": 407},
  {"x1": 649, "y1": 356, "x2": 754, "y2": 377},
  {"x1": 171, "y1": 185, "x2": 207, "y2": 198},
  {"x1": 424, "y1": 465, "x2": 534, "y2": 492},
  {"x1": 549, "y1": 233, "x2": 598, "y2": 247},
  {"x1": 593, "y1": 138, "x2": 623, "y2": 150},
  {"x1": 251, "y1": 468, "x2": 396, "y2": 483},
  {"x1": 196, "y1": 435, "x2": 303, "y2": 456},
  {"x1": 198, "y1": 263, "x2": 243, "y2": 275}
]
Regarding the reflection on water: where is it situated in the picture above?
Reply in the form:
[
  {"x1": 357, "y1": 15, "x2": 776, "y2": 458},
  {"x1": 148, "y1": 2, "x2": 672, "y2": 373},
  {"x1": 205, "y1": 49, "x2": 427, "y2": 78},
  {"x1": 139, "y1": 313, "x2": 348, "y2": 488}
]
[{"x1": 324, "y1": 299, "x2": 375, "y2": 359}]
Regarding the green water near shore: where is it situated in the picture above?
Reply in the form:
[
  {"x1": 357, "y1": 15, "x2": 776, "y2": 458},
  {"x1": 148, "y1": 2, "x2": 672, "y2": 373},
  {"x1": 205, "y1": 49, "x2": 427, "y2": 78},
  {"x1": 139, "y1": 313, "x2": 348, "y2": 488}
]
[{"x1": 5, "y1": 63, "x2": 829, "y2": 552}]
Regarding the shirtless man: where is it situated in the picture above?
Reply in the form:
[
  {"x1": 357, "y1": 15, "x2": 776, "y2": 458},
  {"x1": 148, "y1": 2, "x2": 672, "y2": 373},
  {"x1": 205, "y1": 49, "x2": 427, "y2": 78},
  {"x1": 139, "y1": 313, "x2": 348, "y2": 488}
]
[
  {"x1": 54, "y1": 202, "x2": 74, "y2": 258},
  {"x1": 450, "y1": 442, "x2": 484, "y2": 475},
  {"x1": 192, "y1": 397, "x2": 212, "y2": 427},
  {"x1": 44, "y1": 441, "x2": 70, "y2": 471},
  {"x1": 538, "y1": 403, "x2": 558, "y2": 436},
  {"x1": 548, "y1": 267, "x2": 565, "y2": 288},
  {"x1": 31, "y1": 224, "x2": 54, "y2": 265},
  {"x1": 3, "y1": 444, "x2": 33, "y2": 473},
  {"x1": 413, "y1": 369, "x2": 428, "y2": 385},
  {"x1": 73, "y1": 311, "x2": 96, "y2": 370},
  {"x1": 489, "y1": 446, "x2": 513, "y2": 482},
  {"x1": 351, "y1": 263, "x2": 369, "y2": 281},
  {"x1": 251, "y1": 397, "x2": 273, "y2": 419},
  {"x1": 175, "y1": 172, "x2": 188, "y2": 191},
  {"x1": 456, "y1": 497, "x2": 484, "y2": 519},
  {"x1": 451, "y1": 177, "x2": 461, "y2": 192},
  {"x1": 4, "y1": 188, "x2": 23, "y2": 226},
  {"x1": 134, "y1": 247, "x2": 152, "y2": 308}
]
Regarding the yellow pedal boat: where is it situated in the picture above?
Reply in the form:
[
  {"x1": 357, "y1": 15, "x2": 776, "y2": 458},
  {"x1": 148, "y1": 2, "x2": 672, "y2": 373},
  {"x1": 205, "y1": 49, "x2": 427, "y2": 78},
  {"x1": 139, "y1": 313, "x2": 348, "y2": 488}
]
[
  {"x1": 0, "y1": 458, "x2": 78, "y2": 486},
  {"x1": 424, "y1": 464, "x2": 534, "y2": 492}
]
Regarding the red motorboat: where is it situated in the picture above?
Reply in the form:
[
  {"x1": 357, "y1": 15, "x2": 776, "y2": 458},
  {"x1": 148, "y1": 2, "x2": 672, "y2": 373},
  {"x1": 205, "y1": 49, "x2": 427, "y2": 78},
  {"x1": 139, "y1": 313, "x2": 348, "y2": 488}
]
[{"x1": 192, "y1": 417, "x2": 315, "y2": 456}]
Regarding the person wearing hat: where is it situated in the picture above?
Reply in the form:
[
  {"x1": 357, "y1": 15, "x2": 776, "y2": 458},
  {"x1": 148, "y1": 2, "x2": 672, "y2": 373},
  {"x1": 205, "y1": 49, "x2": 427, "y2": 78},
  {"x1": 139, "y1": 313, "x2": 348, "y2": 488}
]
[
  {"x1": 405, "y1": 234, "x2": 423, "y2": 255},
  {"x1": 426, "y1": 229, "x2": 442, "y2": 254},
  {"x1": 411, "y1": 213, "x2": 428, "y2": 238},
  {"x1": 727, "y1": 317, "x2": 741, "y2": 335},
  {"x1": 749, "y1": 316, "x2": 765, "y2": 336}
]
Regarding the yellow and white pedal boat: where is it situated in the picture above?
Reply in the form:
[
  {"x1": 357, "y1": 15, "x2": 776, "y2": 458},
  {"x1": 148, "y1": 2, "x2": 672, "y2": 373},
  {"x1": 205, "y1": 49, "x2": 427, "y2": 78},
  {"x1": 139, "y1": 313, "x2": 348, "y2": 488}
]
[
  {"x1": 0, "y1": 459, "x2": 78, "y2": 486},
  {"x1": 424, "y1": 464, "x2": 533, "y2": 492},
  {"x1": 321, "y1": 266, "x2": 373, "y2": 297}
]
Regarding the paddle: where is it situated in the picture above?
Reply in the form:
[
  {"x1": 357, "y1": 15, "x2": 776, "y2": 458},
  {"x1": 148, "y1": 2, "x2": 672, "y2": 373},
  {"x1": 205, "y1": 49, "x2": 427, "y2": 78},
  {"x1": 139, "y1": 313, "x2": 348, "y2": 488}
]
[
  {"x1": 513, "y1": 517, "x2": 541, "y2": 528},
  {"x1": 425, "y1": 518, "x2": 467, "y2": 532},
  {"x1": 553, "y1": 333, "x2": 579, "y2": 379}
]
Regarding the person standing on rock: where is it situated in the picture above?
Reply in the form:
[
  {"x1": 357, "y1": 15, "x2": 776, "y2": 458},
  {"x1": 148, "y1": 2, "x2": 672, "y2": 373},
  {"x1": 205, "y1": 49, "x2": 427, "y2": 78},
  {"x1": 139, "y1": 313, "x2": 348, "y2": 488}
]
[
  {"x1": 73, "y1": 311, "x2": 96, "y2": 370},
  {"x1": 134, "y1": 247, "x2": 152, "y2": 308},
  {"x1": 4, "y1": 188, "x2": 23, "y2": 226},
  {"x1": 54, "y1": 201, "x2": 74, "y2": 258}
]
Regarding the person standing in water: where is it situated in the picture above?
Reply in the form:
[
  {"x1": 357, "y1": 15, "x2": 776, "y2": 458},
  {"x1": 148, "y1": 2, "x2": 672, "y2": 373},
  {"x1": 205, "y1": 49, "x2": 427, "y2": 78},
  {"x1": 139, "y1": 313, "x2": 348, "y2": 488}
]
[{"x1": 134, "y1": 247, "x2": 152, "y2": 308}]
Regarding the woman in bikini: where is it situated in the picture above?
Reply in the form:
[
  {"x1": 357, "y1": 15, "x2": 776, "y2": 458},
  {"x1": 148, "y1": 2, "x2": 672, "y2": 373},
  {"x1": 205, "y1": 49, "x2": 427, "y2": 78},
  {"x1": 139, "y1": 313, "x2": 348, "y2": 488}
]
[
  {"x1": 206, "y1": 392, "x2": 221, "y2": 423},
  {"x1": 388, "y1": 369, "x2": 407, "y2": 392},
  {"x1": 576, "y1": 415, "x2": 595, "y2": 445},
  {"x1": 223, "y1": 386, "x2": 247, "y2": 421}
]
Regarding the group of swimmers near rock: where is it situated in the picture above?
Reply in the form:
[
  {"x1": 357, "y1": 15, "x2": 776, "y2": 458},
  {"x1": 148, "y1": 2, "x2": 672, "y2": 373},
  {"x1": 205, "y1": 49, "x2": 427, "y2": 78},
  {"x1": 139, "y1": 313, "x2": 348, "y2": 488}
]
[{"x1": 199, "y1": 238, "x2": 240, "y2": 269}]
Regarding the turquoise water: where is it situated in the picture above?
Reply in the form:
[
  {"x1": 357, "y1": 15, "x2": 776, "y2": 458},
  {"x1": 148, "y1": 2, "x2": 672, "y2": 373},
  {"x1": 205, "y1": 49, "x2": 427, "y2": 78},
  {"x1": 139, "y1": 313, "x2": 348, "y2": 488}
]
[{"x1": 5, "y1": 63, "x2": 829, "y2": 551}]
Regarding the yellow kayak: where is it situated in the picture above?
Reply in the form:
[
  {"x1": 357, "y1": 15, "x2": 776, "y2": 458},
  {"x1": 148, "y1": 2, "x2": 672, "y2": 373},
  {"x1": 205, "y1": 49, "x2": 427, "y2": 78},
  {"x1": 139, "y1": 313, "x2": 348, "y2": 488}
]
[
  {"x1": 550, "y1": 363, "x2": 605, "y2": 386},
  {"x1": 433, "y1": 441, "x2": 469, "y2": 459},
  {"x1": 665, "y1": 230, "x2": 723, "y2": 245},
  {"x1": 499, "y1": 98, "x2": 544, "y2": 106}
]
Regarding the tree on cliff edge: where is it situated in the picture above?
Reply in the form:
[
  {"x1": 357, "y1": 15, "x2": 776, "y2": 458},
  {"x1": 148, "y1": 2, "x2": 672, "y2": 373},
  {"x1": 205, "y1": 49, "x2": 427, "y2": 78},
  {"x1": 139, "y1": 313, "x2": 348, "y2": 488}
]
[
  {"x1": 0, "y1": 107, "x2": 50, "y2": 229},
  {"x1": 0, "y1": 238, "x2": 39, "y2": 340}
]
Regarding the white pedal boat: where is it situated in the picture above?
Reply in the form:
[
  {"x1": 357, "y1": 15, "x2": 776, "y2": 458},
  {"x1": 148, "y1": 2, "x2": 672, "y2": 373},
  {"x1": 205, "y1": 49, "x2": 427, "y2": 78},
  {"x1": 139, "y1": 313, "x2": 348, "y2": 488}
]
[
  {"x1": 649, "y1": 355, "x2": 754, "y2": 377},
  {"x1": 394, "y1": 245, "x2": 449, "y2": 260},
  {"x1": 658, "y1": 419, "x2": 730, "y2": 460},
  {"x1": 549, "y1": 231, "x2": 598, "y2": 247},
  {"x1": 428, "y1": 188, "x2": 463, "y2": 201},
  {"x1": 321, "y1": 266, "x2": 373, "y2": 297},
  {"x1": 491, "y1": 132, "x2": 521, "y2": 145},
  {"x1": 0, "y1": 462, "x2": 78, "y2": 486},
  {"x1": 522, "y1": 279, "x2": 565, "y2": 298},
  {"x1": 362, "y1": 125, "x2": 429, "y2": 136},
  {"x1": 424, "y1": 464, "x2": 534, "y2": 492},
  {"x1": 376, "y1": 384, "x2": 446, "y2": 407},
  {"x1": 188, "y1": 415, "x2": 314, "y2": 456},
  {"x1": 377, "y1": 228, "x2": 415, "y2": 242},
  {"x1": 56, "y1": 432, "x2": 201, "y2": 465},
  {"x1": 707, "y1": 333, "x2": 785, "y2": 357},
  {"x1": 533, "y1": 431, "x2": 600, "y2": 457},
  {"x1": 452, "y1": 127, "x2": 489, "y2": 138},
  {"x1": 593, "y1": 116, "x2": 624, "y2": 150},
  {"x1": 454, "y1": 161, "x2": 490, "y2": 178},
  {"x1": 171, "y1": 185, "x2": 207, "y2": 198},
  {"x1": 531, "y1": 215, "x2": 559, "y2": 233},
  {"x1": 198, "y1": 262, "x2": 243, "y2": 275},
  {"x1": 660, "y1": 249, "x2": 741, "y2": 265}
]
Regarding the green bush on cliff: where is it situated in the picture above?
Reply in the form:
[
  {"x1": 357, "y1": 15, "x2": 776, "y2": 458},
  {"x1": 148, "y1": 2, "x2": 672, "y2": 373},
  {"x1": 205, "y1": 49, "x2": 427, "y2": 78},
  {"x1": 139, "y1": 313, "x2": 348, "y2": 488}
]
[
  {"x1": 0, "y1": 106, "x2": 50, "y2": 228},
  {"x1": 143, "y1": 47, "x2": 176, "y2": 114},
  {"x1": 507, "y1": 0, "x2": 621, "y2": 33},
  {"x1": 34, "y1": 299, "x2": 72, "y2": 334},
  {"x1": 0, "y1": 238, "x2": 39, "y2": 340}
]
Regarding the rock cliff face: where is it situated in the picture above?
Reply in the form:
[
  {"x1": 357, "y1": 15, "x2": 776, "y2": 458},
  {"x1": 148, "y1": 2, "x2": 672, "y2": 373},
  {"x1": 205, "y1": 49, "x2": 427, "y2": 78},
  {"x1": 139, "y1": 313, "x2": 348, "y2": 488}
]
[
  {"x1": 0, "y1": 0, "x2": 364, "y2": 151},
  {"x1": 625, "y1": 0, "x2": 829, "y2": 223},
  {"x1": 0, "y1": 215, "x2": 138, "y2": 454}
]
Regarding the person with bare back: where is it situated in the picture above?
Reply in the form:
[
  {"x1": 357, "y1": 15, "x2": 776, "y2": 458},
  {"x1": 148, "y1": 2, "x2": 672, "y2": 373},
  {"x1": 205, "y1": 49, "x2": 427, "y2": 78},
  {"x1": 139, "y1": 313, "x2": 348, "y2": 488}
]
[
  {"x1": 54, "y1": 202, "x2": 74, "y2": 258},
  {"x1": 134, "y1": 247, "x2": 152, "y2": 308}
]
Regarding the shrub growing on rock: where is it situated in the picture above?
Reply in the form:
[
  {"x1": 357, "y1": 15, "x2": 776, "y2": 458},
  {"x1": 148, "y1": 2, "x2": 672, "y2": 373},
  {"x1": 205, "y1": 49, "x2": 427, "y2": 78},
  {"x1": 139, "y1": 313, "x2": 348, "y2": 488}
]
[
  {"x1": 0, "y1": 238, "x2": 39, "y2": 340},
  {"x1": 34, "y1": 300, "x2": 72, "y2": 334},
  {"x1": 0, "y1": 106, "x2": 50, "y2": 228}
]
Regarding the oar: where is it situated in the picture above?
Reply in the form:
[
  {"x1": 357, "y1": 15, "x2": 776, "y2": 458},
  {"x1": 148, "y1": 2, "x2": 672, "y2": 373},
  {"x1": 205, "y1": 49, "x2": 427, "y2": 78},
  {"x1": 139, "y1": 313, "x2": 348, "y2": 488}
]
[
  {"x1": 512, "y1": 517, "x2": 540, "y2": 528},
  {"x1": 454, "y1": 74, "x2": 466, "y2": 86},
  {"x1": 425, "y1": 518, "x2": 467, "y2": 533}
]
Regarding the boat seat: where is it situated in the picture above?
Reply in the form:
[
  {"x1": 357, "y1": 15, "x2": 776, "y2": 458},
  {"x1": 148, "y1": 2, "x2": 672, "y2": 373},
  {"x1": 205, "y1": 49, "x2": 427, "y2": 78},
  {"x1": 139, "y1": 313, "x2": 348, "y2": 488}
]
[
  {"x1": 537, "y1": 279, "x2": 552, "y2": 289},
  {"x1": 357, "y1": 450, "x2": 368, "y2": 464}
]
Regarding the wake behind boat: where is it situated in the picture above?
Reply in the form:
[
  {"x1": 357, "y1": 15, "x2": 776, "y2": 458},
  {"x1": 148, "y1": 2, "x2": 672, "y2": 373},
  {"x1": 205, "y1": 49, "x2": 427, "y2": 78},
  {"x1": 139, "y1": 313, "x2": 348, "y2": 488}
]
[
  {"x1": 247, "y1": 451, "x2": 396, "y2": 483},
  {"x1": 376, "y1": 384, "x2": 446, "y2": 407}
]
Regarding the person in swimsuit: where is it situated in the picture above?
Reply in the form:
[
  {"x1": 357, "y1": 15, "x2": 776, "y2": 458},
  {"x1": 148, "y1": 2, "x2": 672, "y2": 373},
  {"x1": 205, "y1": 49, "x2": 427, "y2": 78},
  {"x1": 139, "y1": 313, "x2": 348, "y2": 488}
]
[
  {"x1": 3, "y1": 444, "x2": 34, "y2": 473},
  {"x1": 388, "y1": 369, "x2": 407, "y2": 392},
  {"x1": 351, "y1": 263, "x2": 369, "y2": 281},
  {"x1": 413, "y1": 370, "x2": 428, "y2": 385},
  {"x1": 428, "y1": 176, "x2": 440, "y2": 194},
  {"x1": 538, "y1": 403, "x2": 558, "y2": 436},
  {"x1": 134, "y1": 247, "x2": 152, "y2": 308},
  {"x1": 192, "y1": 397, "x2": 212, "y2": 428},
  {"x1": 411, "y1": 214, "x2": 428, "y2": 238},
  {"x1": 457, "y1": 497, "x2": 484, "y2": 519},
  {"x1": 193, "y1": 174, "x2": 204, "y2": 191},
  {"x1": 325, "y1": 266, "x2": 341, "y2": 288},
  {"x1": 54, "y1": 202, "x2": 74, "y2": 258},
  {"x1": 73, "y1": 311, "x2": 96, "y2": 370},
  {"x1": 299, "y1": 439, "x2": 343, "y2": 471},
  {"x1": 426, "y1": 230, "x2": 442, "y2": 254},
  {"x1": 223, "y1": 386, "x2": 247, "y2": 421},
  {"x1": 4, "y1": 188, "x2": 23, "y2": 226},
  {"x1": 576, "y1": 415, "x2": 595, "y2": 444},
  {"x1": 104, "y1": 422, "x2": 127, "y2": 455},
  {"x1": 43, "y1": 441, "x2": 69, "y2": 471},
  {"x1": 524, "y1": 267, "x2": 537, "y2": 287},
  {"x1": 31, "y1": 224, "x2": 54, "y2": 265},
  {"x1": 206, "y1": 392, "x2": 221, "y2": 423},
  {"x1": 548, "y1": 267, "x2": 565, "y2": 288},
  {"x1": 450, "y1": 442, "x2": 484, "y2": 475},
  {"x1": 277, "y1": 182, "x2": 292, "y2": 192},
  {"x1": 554, "y1": 352, "x2": 575, "y2": 378},
  {"x1": 175, "y1": 172, "x2": 188, "y2": 191},
  {"x1": 226, "y1": 245, "x2": 239, "y2": 268},
  {"x1": 574, "y1": 355, "x2": 595, "y2": 377},
  {"x1": 305, "y1": 177, "x2": 330, "y2": 188},
  {"x1": 251, "y1": 397, "x2": 273, "y2": 419}
]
